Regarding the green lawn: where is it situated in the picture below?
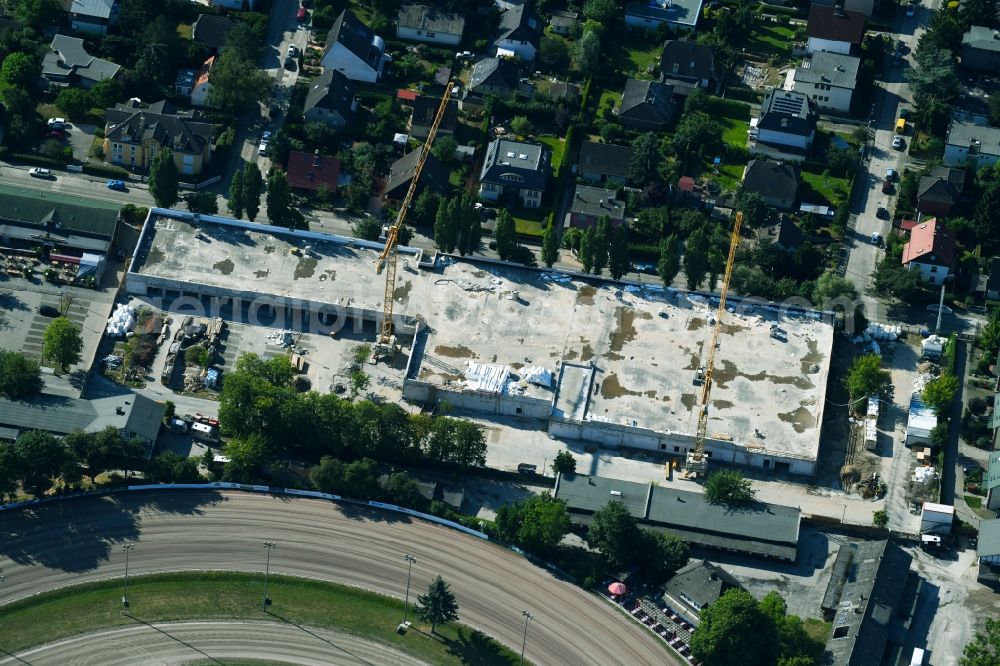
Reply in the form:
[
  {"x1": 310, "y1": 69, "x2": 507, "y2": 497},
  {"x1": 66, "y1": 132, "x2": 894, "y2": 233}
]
[
  {"x1": 0, "y1": 572, "x2": 524, "y2": 665},
  {"x1": 510, "y1": 206, "x2": 548, "y2": 237},
  {"x1": 803, "y1": 618, "x2": 832, "y2": 645},
  {"x1": 800, "y1": 169, "x2": 851, "y2": 208},
  {"x1": 746, "y1": 21, "x2": 797, "y2": 58},
  {"x1": 538, "y1": 135, "x2": 566, "y2": 173},
  {"x1": 604, "y1": 30, "x2": 663, "y2": 78},
  {"x1": 965, "y1": 495, "x2": 982, "y2": 509}
]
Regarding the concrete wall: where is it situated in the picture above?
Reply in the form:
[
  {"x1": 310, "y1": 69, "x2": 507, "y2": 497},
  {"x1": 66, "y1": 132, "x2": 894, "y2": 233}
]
[{"x1": 403, "y1": 378, "x2": 553, "y2": 419}]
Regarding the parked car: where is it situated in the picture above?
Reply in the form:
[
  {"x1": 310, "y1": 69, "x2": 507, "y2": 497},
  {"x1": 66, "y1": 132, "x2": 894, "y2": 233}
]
[
  {"x1": 262, "y1": 131, "x2": 272, "y2": 141},
  {"x1": 871, "y1": 233, "x2": 884, "y2": 246},
  {"x1": 287, "y1": 44, "x2": 299, "y2": 57},
  {"x1": 28, "y1": 167, "x2": 53, "y2": 179},
  {"x1": 296, "y1": 6, "x2": 307, "y2": 20},
  {"x1": 885, "y1": 168, "x2": 897, "y2": 181},
  {"x1": 882, "y1": 179, "x2": 893, "y2": 194},
  {"x1": 906, "y1": 1, "x2": 916, "y2": 15},
  {"x1": 876, "y1": 206, "x2": 890, "y2": 219},
  {"x1": 892, "y1": 135, "x2": 904, "y2": 150},
  {"x1": 284, "y1": 56, "x2": 296, "y2": 70},
  {"x1": 38, "y1": 304, "x2": 60, "y2": 317},
  {"x1": 47, "y1": 129, "x2": 65, "y2": 138},
  {"x1": 258, "y1": 141, "x2": 269, "y2": 156},
  {"x1": 46, "y1": 117, "x2": 66, "y2": 129},
  {"x1": 106, "y1": 179, "x2": 126, "y2": 191}
]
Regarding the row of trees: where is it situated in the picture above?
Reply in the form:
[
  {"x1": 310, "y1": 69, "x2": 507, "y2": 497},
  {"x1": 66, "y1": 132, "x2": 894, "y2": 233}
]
[
  {"x1": 0, "y1": 350, "x2": 43, "y2": 399},
  {"x1": 561, "y1": 218, "x2": 630, "y2": 279},
  {"x1": 433, "y1": 193, "x2": 482, "y2": 255},
  {"x1": 227, "y1": 163, "x2": 264, "y2": 221}
]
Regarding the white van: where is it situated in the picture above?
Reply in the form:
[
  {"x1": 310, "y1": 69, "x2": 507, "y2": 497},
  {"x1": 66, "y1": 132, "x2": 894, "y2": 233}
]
[{"x1": 190, "y1": 421, "x2": 218, "y2": 442}]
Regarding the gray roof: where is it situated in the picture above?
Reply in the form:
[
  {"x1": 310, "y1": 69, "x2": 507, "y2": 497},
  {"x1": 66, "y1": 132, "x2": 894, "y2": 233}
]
[
  {"x1": 758, "y1": 89, "x2": 818, "y2": 137},
  {"x1": 397, "y1": 4, "x2": 465, "y2": 36},
  {"x1": 660, "y1": 40, "x2": 715, "y2": 82},
  {"x1": 192, "y1": 14, "x2": 235, "y2": 50},
  {"x1": 825, "y1": 540, "x2": 912, "y2": 666},
  {"x1": 479, "y1": 139, "x2": 551, "y2": 191},
  {"x1": 468, "y1": 57, "x2": 519, "y2": 92},
  {"x1": 325, "y1": 9, "x2": 378, "y2": 66},
  {"x1": 0, "y1": 392, "x2": 164, "y2": 443},
  {"x1": 947, "y1": 120, "x2": 1000, "y2": 156},
  {"x1": 962, "y1": 25, "x2": 1000, "y2": 52},
  {"x1": 821, "y1": 543, "x2": 856, "y2": 612},
  {"x1": 496, "y1": 4, "x2": 542, "y2": 46},
  {"x1": 385, "y1": 149, "x2": 451, "y2": 199},
  {"x1": 554, "y1": 473, "x2": 801, "y2": 560},
  {"x1": 626, "y1": 0, "x2": 704, "y2": 29},
  {"x1": 794, "y1": 52, "x2": 860, "y2": 88},
  {"x1": 105, "y1": 101, "x2": 214, "y2": 156},
  {"x1": 578, "y1": 141, "x2": 633, "y2": 179},
  {"x1": 70, "y1": 0, "x2": 114, "y2": 20},
  {"x1": 986, "y1": 452, "x2": 1000, "y2": 492},
  {"x1": 620, "y1": 79, "x2": 674, "y2": 124},
  {"x1": 917, "y1": 166, "x2": 965, "y2": 204},
  {"x1": 43, "y1": 34, "x2": 121, "y2": 86},
  {"x1": 304, "y1": 68, "x2": 356, "y2": 116},
  {"x1": 0, "y1": 189, "x2": 119, "y2": 238},
  {"x1": 979, "y1": 519, "x2": 1000, "y2": 558},
  {"x1": 570, "y1": 185, "x2": 626, "y2": 222},
  {"x1": 742, "y1": 159, "x2": 800, "y2": 201},
  {"x1": 663, "y1": 559, "x2": 743, "y2": 615}
]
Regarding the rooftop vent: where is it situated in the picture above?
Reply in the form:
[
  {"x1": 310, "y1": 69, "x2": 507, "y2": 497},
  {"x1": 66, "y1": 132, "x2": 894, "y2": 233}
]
[{"x1": 518, "y1": 153, "x2": 527, "y2": 159}]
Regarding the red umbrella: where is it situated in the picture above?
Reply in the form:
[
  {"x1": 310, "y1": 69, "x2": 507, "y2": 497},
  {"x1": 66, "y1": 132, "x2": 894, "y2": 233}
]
[{"x1": 608, "y1": 582, "x2": 627, "y2": 596}]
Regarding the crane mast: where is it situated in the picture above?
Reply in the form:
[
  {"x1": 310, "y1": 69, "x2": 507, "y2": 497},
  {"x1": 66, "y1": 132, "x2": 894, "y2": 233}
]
[
  {"x1": 373, "y1": 83, "x2": 452, "y2": 358},
  {"x1": 685, "y1": 211, "x2": 744, "y2": 477}
]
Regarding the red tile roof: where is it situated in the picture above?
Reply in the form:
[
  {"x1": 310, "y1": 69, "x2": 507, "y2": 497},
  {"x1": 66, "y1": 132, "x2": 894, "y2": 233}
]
[
  {"x1": 678, "y1": 176, "x2": 695, "y2": 192},
  {"x1": 901, "y1": 218, "x2": 956, "y2": 267},
  {"x1": 286, "y1": 150, "x2": 341, "y2": 192},
  {"x1": 807, "y1": 5, "x2": 865, "y2": 45},
  {"x1": 396, "y1": 89, "x2": 418, "y2": 101},
  {"x1": 900, "y1": 219, "x2": 919, "y2": 231}
]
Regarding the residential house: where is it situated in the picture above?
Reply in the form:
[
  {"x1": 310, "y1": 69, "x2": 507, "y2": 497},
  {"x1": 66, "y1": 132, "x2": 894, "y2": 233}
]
[
  {"x1": 901, "y1": 218, "x2": 956, "y2": 285},
  {"x1": 554, "y1": 473, "x2": 802, "y2": 561},
  {"x1": 409, "y1": 95, "x2": 458, "y2": 140},
  {"x1": 752, "y1": 89, "x2": 818, "y2": 159},
  {"x1": 304, "y1": 69, "x2": 357, "y2": 129},
  {"x1": 961, "y1": 25, "x2": 1000, "y2": 73},
  {"x1": 479, "y1": 139, "x2": 551, "y2": 208},
  {"x1": 495, "y1": 4, "x2": 542, "y2": 61},
  {"x1": 758, "y1": 216, "x2": 803, "y2": 252},
  {"x1": 978, "y1": 519, "x2": 1000, "y2": 587},
  {"x1": 821, "y1": 540, "x2": 913, "y2": 666},
  {"x1": 174, "y1": 69, "x2": 197, "y2": 98},
  {"x1": 625, "y1": 0, "x2": 703, "y2": 32},
  {"x1": 548, "y1": 10, "x2": 578, "y2": 36},
  {"x1": 806, "y1": 4, "x2": 865, "y2": 55},
  {"x1": 42, "y1": 34, "x2": 121, "y2": 90},
  {"x1": 286, "y1": 150, "x2": 341, "y2": 194},
  {"x1": 396, "y1": 4, "x2": 464, "y2": 45},
  {"x1": 663, "y1": 560, "x2": 744, "y2": 625},
  {"x1": 103, "y1": 100, "x2": 214, "y2": 176},
  {"x1": 917, "y1": 166, "x2": 967, "y2": 217},
  {"x1": 208, "y1": 0, "x2": 256, "y2": 9},
  {"x1": 189, "y1": 56, "x2": 216, "y2": 108},
  {"x1": 546, "y1": 80, "x2": 580, "y2": 103},
  {"x1": 384, "y1": 149, "x2": 451, "y2": 205},
  {"x1": 618, "y1": 79, "x2": 683, "y2": 131},
  {"x1": 320, "y1": 9, "x2": 388, "y2": 83},
  {"x1": 742, "y1": 160, "x2": 800, "y2": 211},
  {"x1": 791, "y1": 51, "x2": 860, "y2": 114},
  {"x1": 578, "y1": 141, "x2": 633, "y2": 185},
  {"x1": 987, "y1": 259, "x2": 1000, "y2": 302},
  {"x1": 191, "y1": 14, "x2": 235, "y2": 56},
  {"x1": 811, "y1": 0, "x2": 878, "y2": 17},
  {"x1": 944, "y1": 121, "x2": 1000, "y2": 170},
  {"x1": 565, "y1": 185, "x2": 626, "y2": 230},
  {"x1": 462, "y1": 57, "x2": 520, "y2": 110},
  {"x1": 67, "y1": 0, "x2": 118, "y2": 35},
  {"x1": 660, "y1": 40, "x2": 715, "y2": 88}
]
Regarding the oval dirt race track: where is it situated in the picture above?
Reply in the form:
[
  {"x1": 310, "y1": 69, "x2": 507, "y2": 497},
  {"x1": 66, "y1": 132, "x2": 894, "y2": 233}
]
[{"x1": 0, "y1": 491, "x2": 676, "y2": 666}]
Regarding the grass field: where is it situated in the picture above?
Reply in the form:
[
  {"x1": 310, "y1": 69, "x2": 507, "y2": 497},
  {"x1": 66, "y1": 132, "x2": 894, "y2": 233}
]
[
  {"x1": 800, "y1": 169, "x2": 851, "y2": 208},
  {"x1": 538, "y1": 135, "x2": 566, "y2": 173},
  {"x1": 746, "y1": 21, "x2": 797, "y2": 58},
  {"x1": 0, "y1": 572, "x2": 523, "y2": 665}
]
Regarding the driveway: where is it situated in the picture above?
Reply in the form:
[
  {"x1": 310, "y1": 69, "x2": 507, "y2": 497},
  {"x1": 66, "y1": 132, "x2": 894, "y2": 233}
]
[{"x1": 65, "y1": 122, "x2": 98, "y2": 163}]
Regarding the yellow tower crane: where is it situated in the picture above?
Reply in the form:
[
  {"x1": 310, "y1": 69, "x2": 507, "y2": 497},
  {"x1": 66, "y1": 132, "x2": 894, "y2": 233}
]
[
  {"x1": 685, "y1": 211, "x2": 744, "y2": 478},
  {"x1": 373, "y1": 83, "x2": 453, "y2": 359}
]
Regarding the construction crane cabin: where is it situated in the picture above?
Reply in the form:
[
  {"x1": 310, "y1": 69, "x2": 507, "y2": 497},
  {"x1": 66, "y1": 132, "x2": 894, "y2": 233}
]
[
  {"x1": 684, "y1": 211, "x2": 744, "y2": 479},
  {"x1": 373, "y1": 83, "x2": 453, "y2": 361}
]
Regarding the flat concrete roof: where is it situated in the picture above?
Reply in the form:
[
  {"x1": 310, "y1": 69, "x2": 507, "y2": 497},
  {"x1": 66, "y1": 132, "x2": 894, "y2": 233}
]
[{"x1": 130, "y1": 210, "x2": 833, "y2": 461}]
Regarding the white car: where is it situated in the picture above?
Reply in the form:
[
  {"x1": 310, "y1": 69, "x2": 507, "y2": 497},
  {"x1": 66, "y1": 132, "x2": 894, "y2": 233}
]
[
  {"x1": 892, "y1": 135, "x2": 903, "y2": 150},
  {"x1": 28, "y1": 167, "x2": 53, "y2": 178},
  {"x1": 287, "y1": 44, "x2": 298, "y2": 57},
  {"x1": 258, "y1": 141, "x2": 268, "y2": 156}
]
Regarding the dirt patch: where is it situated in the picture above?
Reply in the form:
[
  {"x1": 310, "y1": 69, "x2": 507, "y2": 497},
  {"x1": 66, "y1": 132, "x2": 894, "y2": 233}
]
[
  {"x1": 681, "y1": 393, "x2": 697, "y2": 411},
  {"x1": 778, "y1": 405, "x2": 817, "y2": 433},
  {"x1": 600, "y1": 373, "x2": 640, "y2": 399},
  {"x1": 254, "y1": 269, "x2": 269, "y2": 278},
  {"x1": 146, "y1": 246, "x2": 165, "y2": 266},
  {"x1": 800, "y1": 338, "x2": 824, "y2": 374},
  {"x1": 213, "y1": 258, "x2": 234, "y2": 275},
  {"x1": 577, "y1": 285, "x2": 597, "y2": 306},
  {"x1": 636, "y1": 311, "x2": 652, "y2": 320},
  {"x1": 435, "y1": 345, "x2": 474, "y2": 358},
  {"x1": 645, "y1": 389, "x2": 659, "y2": 399},
  {"x1": 609, "y1": 307, "x2": 637, "y2": 352},
  {"x1": 719, "y1": 322, "x2": 743, "y2": 336},
  {"x1": 713, "y1": 400, "x2": 734, "y2": 410},
  {"x1": 393, "y1": 280, "x2": 413, "y2": 303},
  {"x1": 581, "y1": 344, "x2": 595, "y2": 363},
  {"x1": 264, "y1": 245, "x2": 276, "y2": 254},
  {"x1": 472, "y1": 270, "x2": 487, "y2": 278},
  {"x1": 712, "y1": 359, "x2": 813, "y2": 390},
  {"x1": 564, "y1": 349, "x2": 578, "y2": 361},
  {"x1": 687, "y1": 318, "x2": 705, "y2": 331},
  {"x1": 294, "y1": 256, "x2": 317, "y2": 280},
  {"x1": 510, "y1": 362, "x2": 524, "y2": 370}
]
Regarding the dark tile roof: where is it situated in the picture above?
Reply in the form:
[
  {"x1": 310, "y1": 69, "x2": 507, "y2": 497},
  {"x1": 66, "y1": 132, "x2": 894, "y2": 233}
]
[
  {"x1": 385, "y1": 149, "x2": 451, "y2": 199},
  {"x1": 410, "y1": 95, "x2": 458, "y2": 132},
  {"x1": 660, "y1": 40, "x2": 715, "y2": 82},
  {"x1": 304, "y1": 68, "x2": 356, "y2": 116},
  {"x1": 191, "y1": 14, "x2": 234, "y2": 50},
  {"x1": 0, "y1": 392, "x2": 164, "y2": 443},
  {"x1": 917, "y1": 166, "x2": 966, "y2": 205},
  {"x1": 105, "y1": 101, "x2": 213, "y2": 156},
  {"x1": 0, "y1": 189, "x2": 119, "y2": 238},
  {"x1": 479, "y1": 139, "x2": 551, "y2": 191},
  {"x1": 286, "y1": 151, "x2": 341, "y2": 192},
  {"x1": 468, "y1": 57, "x2": 519, "y2": 92},
  {"x1": 324, "y1": 9, "x2": 378, "y2": 66},
  {"x1": 397, "y1": 3, "x2": 465, "y2": 36},
  {"x1": 664, "y1": 559, "x2": 743, "y2": 615},
  {"x1": 742, "y1": 159, "x2": 800, "y2": 202},
  {"x1": 988, "y1": 259, "x2": 1000, "y2": 296},
  {"x1": 761, "y1": 216, "x2": 803, "y2": 250},
  {"x1": 578, "y1": 141, "x2": 633, "y2": 179},
  {"x1": 807, "y1": 5, "x2": 866, "y2": 45},
  {"x1": 496, "y1": 4, "x2": 542, "y2": 46},
  {"x1": 620, "y1": 79, "x2": 674, "y2": 124},
  {"x1": 758, "y1": 89, "x2": 818, "y2": 137}
]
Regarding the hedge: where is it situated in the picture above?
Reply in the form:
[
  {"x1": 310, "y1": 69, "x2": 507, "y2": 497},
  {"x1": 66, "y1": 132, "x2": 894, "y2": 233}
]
[
  {"x1": 82, "y1": 162, "x2": 130, "y2": 178},
  {"x1": 10, "y1": 153, "x2": 68, "y2": 169}
]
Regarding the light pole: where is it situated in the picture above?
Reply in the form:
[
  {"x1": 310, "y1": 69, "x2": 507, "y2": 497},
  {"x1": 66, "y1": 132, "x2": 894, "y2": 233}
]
[
  {"x1": 519, "y1": 609, "x2": 533, "y2": 666},
  {"x1": 262, "y1": 541, "x2": 277, "y2": 612},
  {"x1": 402, "y1": 553, "x2": 416, "y2": 625},
  {"x1": 121, "y1": 543, "x2": 135, "y2": 609}
]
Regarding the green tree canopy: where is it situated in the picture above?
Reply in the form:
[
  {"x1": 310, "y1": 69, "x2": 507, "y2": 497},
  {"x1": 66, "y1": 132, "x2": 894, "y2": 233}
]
[
  {"x1": 0, "y1": 350, "x2": 43, "y2": 398},
  {"x1": 608, "y1": 225, "x2": 630, "y2": 280},
  {"x1": 844, "y1": 353, "x2": 890, "y2": 398},
  {"x1": 494, "y1": 209, "x2": 517, "y2": 261},
  {"x1": 266, "y1": 169, "x2": 293, "y2": 228},
  {"x1": 149, "y1": 148, "x2": 180, "y2": 208},
  {"x1": 223, "y1": 433, "x2": 270, "y2": 483},
  {"x1": 587, "y1": 500, "x2": 642, "y2": 569},
  {"x1": 243, "y1": 163, "x2": 263, "y2": 222},
  {"x1": 207, "y1": 48, "x2": 272, "y2": 114},
  {"x1": 541, "y1": 219, "x2": 560, "y2": 267},
  {"x1": 812, "y1": 272, "x2": 858, "y2": 305},
  {"x1": 684, "y1": 227, "x2": 710, "y2": 290},
  {"x1": 639, "y1": 530, "x2": 689, "y2": 585},
  {"x1": 227, "y1": 167, "x2": 245, "y2": 218},
  {"x1": 704, "y1": 470, "x2": 757, "y2": 506},
  {"x1": 551, "y1": 450, "x2": 576, "y2": 475},
  {"x1": 43, "y1": 316, "x2": 83, "y2": 372},
  {"x1": 55, "y1": 87, "x2": 91, "y2": 120},
  {"x1": 658, "y1": 234, "x2": 681, "y2": 286},
  {"x1": 922, "y1": 373, "x2": 959, "y2": 416},
  {"x1": 961, "y1": 618, "x2": 1000, "y2": 666},
  {"x1": 510, "y1": 115, "x2": 532, "y2": 138},
  {"x1": 13, "y1": 430, "x2": 73, "y2": 497},
  {"x1": 0, "y1": 443, "x2": 21, "y2": 502},
  {"x1": 496, "y1": 492, "x2": 572, "y2": 553},
  {"x1": 147, "y1": 450, "x2": 203, "y2": 484},
  {"x1": 576, "y1": 30, "x2": 601, "y2": 74},
  {"x1": 690, "y1": 588, "x2": 779, "y2": 666},
  {"x1": 416, "y1": 575, "x2": 460, "y2": 634},
  {"x1": 1, "y1": 52, "x2": 34, "y2": 87}
]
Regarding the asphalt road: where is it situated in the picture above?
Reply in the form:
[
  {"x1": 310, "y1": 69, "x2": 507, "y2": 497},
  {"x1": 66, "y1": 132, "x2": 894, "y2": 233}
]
[
  {"x1": 0, "y1": 621, "x2": 427, "y2": 666},
  {"x1": 0, "y1": 491, "x2": 673, "y2": 666}
]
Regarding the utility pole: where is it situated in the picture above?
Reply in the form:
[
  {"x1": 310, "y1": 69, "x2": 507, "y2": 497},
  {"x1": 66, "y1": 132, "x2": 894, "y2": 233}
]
[
  {"x1": 262, "y1": 541, "x2": 277, "y2": 612},
  {"x1": 402, "y1": 553, "x2": 416, "y2": 626},
  {"x1": 121, "y1": 543, "x2": 135, "y2": 609},
  {"x1": 519, "y1": 609, "x2": 533, "y2": 666}
]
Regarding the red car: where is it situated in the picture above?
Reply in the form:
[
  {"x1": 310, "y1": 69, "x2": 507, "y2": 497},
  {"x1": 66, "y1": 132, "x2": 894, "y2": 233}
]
[
  {"x1": 47, "y1": 129, "x2": 64, "y2": 138},
  {"x1": 296, "y1": 6, "x2": 306, "y2": 21}
]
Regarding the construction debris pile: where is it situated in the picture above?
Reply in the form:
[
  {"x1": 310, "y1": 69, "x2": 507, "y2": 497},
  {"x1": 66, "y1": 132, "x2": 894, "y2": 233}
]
[{"x1": 105, "y1": 303, "x2": 136, "y2": 338}]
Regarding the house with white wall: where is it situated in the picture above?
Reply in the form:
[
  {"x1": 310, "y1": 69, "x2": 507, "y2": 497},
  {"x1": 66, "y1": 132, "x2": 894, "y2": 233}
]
[
  {"x1": 68, "y1": 0, "x2": 118, "y2": 35},
  {"x1": 790, "y1": 52, "x2": 859, "y2": 114},
  {"x1": 751, "y1": 89, "x2": 818, "y2": 159},
  {"x1": 944, "y1": 121, "x2": 1000, "y2": 170},
  {"x1": 320, "y1": 9, "x2": 388, "y2": 83},
  {"x1": 494, "y1": 4, "x2": 542, "y2": 61},
  {"x1": 396, "y1": 4, "x2": 464, "y2": 45},
  {"x1": 901, "y1": 218, "x2": 955, "y2": 285},
  {"x1": 190, "y1": 56, "x2": 216, "y2": 108}
]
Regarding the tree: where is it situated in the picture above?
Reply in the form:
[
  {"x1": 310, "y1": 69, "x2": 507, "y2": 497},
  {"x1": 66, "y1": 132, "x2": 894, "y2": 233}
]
[
  {"x1": 541, "y1": 219, "x2": 560, "y2": 267},
  {"x1": 0, "y1": 443, "x2": 20, "y2": 502},
  {"x1": 354, "y1": 216, "x2": 382, "y2": 241},
  {"x1": 608, "y1": 225, "x2": 629, "y2": 280},
  {"x1": 223, "y1": 19, "x2": 265, "y2": 64},
  {"x1": 658, "y1": 234, "x2": 681, "y2": 287},
  {"x1": 454, "y1": 193, "x2": 481, "y2": 256},
  {"x1": 12, "y1": 0, "x2": 61, "y2": 30},
  {"x1": 423, "y1": 418, "x2": 487, "y2": 467},
  {"x1": 576, "y1": 30, "x2": 601, "y2": 74},
  {"x1": 430, "y1": 135, "x2": 458, "y2": 163},
  {"x1": 350, "y1": 369, "x2": 370, "y2": 397},
  {"x1": 43, "y1": 316, "x2": 83, "y2": 372},
  {"x1": 55, "y1": 87, "x2": 91, "y2": 120},
  {"x1": 587, "y1": 500, "x2": 642, "y2": 569},
  {"x1": 510, "y1": 115, "x2": 532, "y2": 138},
  {"x1": 416, "y1": 575, "x2": 460, "y2": 634},
  {"x1": 812, "y1": 272, "x2": 857, "y2": 306},
  {"x1": 496, "y1": 492, "x2": 572, "y2": 553},
  {"x1": 13, "y1": 430, "x2": 71, "y2": 497},
  {"x1": 243, "y1": 163, "x2": 263, "y2": 221},
  {"x1": 88, "y1": 78, "x2": 123, "y2": 109},
  {"x1": 0, "y1": 350, "x2": 43, "y2": 398},
  {"x1": 673, "y1": 112, "x2": 720, "y2": 154},
  {"x1": 227, "y1": 167, "x2": 245, "y2": 218},
  {"x1": 684, "y1": 227, "x2": 710, "y2": 290},
  {"x1": 961, "y1": 618, "x2": 1000, "y2": 666},
  {"x1": 223, "y1": 433, "x2": 270, "y2": 483},
  {"x1": 538, "y1": 35, "x2": 571, "y2": 71},
  {"x1": 630, "y1": 133, "x2": 660, "y2": 184},
  {"x1": 639, "y1": 530, "x2": 689, "y2": 585},
  {"x1": 704, "y1": 470, "x2": 756, "y2": 506},
  {"x1": 494, "y1": 209, "x2": 517, "y2": 261},
  {"x1": 434, "y1": 197, "x2": 458, "y2": 253},
  {"x1": 149, "y1": 148, "x2": 179, "y2": 208},
  {"x1": 1, "y1": 52, "x2": 34, "y2": 87},
  {"x1": 592, "y1": 217, "x2": 611, "y2": 275},
  {"x1": 844, "y1": 353, "x2": 890, "y2": 398},
  {"x1": 873, "y1": 509, "x2": 888, "y2": 528},
  {"x1": 207, "y1": 48, "x2": 272, "y2": 114},
  {"x1": 147, "y1": 450, "x2": 202, "y2": 484},
  {"x1": 266, "y1": 169, "x2": 293, "y2": 228},
  {"x1": 412, "y1": 190, "x2": 441, "y2": 226},
  {"x1": 185, "y1": 191, "x2": 218, "y2": 215},
  {"x1": 579, "y1": 227, "x2": 595, "y2": 273},
  {"x1": 384, "y1": 471, "x2": 424, "y2": 508},
  {"x1": 907, "y1": 44, "x2": 957, "y2": 106},
  {"x1": 962, "y1": 0, "x2": 1000, "y2": 29},
  {"x1": 583, "y1": 0, "x2": 618, "y2": 22},
  {"x1": 551, "y1": 450, "x2": 576, "y2": 475},
  {"x1": 922, "y1": 374, "x2": 959, "y2": 416},
  {"x1": 690, "y1": 588, "x2": 779, "y2": 666},
  {"x1": 981, "y1": 310, "x2": 1000, "y2": 357},
  {"x1": 219, "y1": 353, "x2": 295, "y2": 441}
]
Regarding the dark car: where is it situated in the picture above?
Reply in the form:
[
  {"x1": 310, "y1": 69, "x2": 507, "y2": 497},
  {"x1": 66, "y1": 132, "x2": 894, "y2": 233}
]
[
  {"x1": 882, "y1": 179, "x2": 894, "y2": 194},
  {"x1": 284, "y1": 56, "x2": 296, "y2": 70},
  {"x1": 38, "y1": 305, "x2": 60, "y2": 317},
  {"x1": 876, "y1": 206, "x2": 890, "y2": 219}
]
